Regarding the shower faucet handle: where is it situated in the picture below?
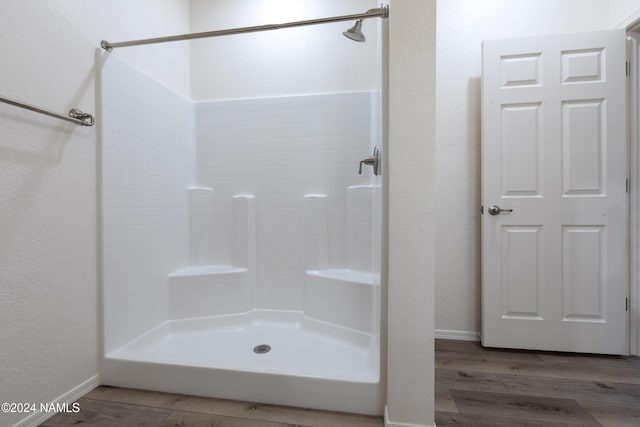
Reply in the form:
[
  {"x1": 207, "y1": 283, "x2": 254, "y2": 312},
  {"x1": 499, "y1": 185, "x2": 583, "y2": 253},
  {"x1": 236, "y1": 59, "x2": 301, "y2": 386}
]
[
  {"x1": 359, "y1": 157, "x2": 376, "y2": 175},
  {"x1": 358, "y1": 146, "x2": 381, "y2": 176}
]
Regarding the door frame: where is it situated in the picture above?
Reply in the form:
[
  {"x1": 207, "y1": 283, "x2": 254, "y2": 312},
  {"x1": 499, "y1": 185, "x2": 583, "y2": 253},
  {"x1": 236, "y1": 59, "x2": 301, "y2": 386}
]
[{"x1": 628, "y1": 22, "x2": 640, "y2": 356}]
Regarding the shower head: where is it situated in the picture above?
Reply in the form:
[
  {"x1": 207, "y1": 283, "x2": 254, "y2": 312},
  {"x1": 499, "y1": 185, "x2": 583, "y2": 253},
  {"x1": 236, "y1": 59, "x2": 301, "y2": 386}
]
[{"x1": 343, "y1": 19, "x2": 366, "y2": 43}]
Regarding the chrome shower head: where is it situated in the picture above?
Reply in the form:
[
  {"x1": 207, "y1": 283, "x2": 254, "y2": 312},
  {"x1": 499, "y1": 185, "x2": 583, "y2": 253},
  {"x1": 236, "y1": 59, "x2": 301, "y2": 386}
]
[{"x1": 343, "y1": 19, "x2": 366, "y2": 43}]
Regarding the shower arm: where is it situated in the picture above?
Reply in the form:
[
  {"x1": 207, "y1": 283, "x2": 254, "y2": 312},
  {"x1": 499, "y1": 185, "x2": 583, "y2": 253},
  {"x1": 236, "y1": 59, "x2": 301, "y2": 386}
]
[{"x1": 101, "y1": 6, "x2": 389, "y2": 51}]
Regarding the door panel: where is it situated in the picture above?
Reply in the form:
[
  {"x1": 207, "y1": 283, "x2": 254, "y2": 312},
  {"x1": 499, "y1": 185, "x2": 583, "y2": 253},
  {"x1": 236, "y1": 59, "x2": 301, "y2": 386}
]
[
  {"x1": 501, "y1": 103, "x2": 543, "y2": 196},
  {"x1": 501, "y1": 226, "x2": 542, "y2": 319},
  {"x1": 482, "y1": 30, "x2": 628, "y2": 354},
  {"x1": 561, "y1": 226, "x2": 605, "y2": 322}
]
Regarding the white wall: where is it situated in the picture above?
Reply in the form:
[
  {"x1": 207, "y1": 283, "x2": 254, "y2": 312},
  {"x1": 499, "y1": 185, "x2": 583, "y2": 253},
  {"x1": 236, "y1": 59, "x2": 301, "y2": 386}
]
[
  {"x1": 101, "y1": 56, "x2": 193, "y2": 353},
  {"x1": 189, "y1": 0, "x2": 380, "y2": 100},
  {"x1": 0, "y1": 1, "x2": 190, "y2": 426},
  {"x1": 610, "y1": 0, "x2": 640, "y2": 27},
  {"x1": 386, "y1": 0, "x2": 436, "y2": 425},
  {"x1": 195, "y1": 93, "x2": 377, "y2": 310},
  {"x1": 435, "y1": 0, "x2": 610, "y2": 339}
]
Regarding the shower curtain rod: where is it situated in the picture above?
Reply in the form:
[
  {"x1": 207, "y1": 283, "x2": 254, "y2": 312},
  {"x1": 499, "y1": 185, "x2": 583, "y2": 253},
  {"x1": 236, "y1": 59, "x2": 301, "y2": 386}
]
[
  {"x1": 0, "y1": 95, "x2": 95, "y2": 127},
  {"x1": 101, "y1": 5, "x2": 389, "y2": 51}
]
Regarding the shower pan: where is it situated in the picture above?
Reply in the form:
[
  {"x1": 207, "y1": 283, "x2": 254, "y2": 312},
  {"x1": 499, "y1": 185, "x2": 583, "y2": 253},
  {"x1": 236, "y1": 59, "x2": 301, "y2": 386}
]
[{"x1": 99, "y1": 5, "x2": 387, "y2": 416}]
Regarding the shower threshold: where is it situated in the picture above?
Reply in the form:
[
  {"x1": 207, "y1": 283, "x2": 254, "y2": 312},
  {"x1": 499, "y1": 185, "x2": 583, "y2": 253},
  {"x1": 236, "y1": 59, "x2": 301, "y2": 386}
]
[{"x1": 102, "y1": 310, "x2": 382, "y2": 414}]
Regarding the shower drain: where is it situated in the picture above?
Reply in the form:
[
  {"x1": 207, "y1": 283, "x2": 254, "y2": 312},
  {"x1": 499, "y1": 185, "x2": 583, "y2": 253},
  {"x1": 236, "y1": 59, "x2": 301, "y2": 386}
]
[{"x1": 253, "y1": 344, "x2": 271, "y2": 354}]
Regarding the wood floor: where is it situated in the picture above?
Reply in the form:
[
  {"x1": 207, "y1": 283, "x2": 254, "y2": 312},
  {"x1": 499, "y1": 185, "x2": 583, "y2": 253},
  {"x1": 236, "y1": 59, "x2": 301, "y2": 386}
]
[
  {"x1": 435, "y1": 339, "x2": 640, "y2": 426},
  {"x1": 39, "y1": 385, "x2": 384, "y2": 427},
  {"x1": 40, "y1": 339, "x2": 640, "y2": 427}
]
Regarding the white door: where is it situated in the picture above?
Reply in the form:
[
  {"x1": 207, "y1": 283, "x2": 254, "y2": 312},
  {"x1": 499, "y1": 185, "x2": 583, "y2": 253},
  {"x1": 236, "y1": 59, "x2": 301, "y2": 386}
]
[{"x1": 482, "y1": 30, "x2": 628, "y2": 355}]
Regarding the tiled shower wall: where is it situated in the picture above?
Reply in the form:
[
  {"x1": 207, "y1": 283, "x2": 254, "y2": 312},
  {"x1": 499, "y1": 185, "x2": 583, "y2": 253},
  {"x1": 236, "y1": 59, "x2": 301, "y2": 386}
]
[
  {"x1": 101, "y1": 56, "x2": 193, "y2": 352},
  {"x1": 195, "y1": 93, "x2": 379, "y2": 310},
  {"x1": 102, "y1": 56, "x2": 380, "y2": 346}
]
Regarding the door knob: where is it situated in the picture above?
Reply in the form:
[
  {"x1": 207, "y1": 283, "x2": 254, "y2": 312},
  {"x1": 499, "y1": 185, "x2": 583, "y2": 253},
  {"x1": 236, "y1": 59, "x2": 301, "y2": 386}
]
[{"x1": 488, "y1": 205, "x2": 513, "y2": 216}]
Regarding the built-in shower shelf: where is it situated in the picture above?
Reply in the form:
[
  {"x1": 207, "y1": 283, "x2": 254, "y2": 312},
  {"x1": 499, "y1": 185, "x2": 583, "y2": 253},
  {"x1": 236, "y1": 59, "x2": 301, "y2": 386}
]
[
  {"x1": 306, "y1": 269, "x2": 379, "y2": 285},
  {"x1": 168, "y1": 265, "x2": 252, "y2": 320},
  {"x1": 169, "y1": 265, "x2": 248, "y2": 278}
]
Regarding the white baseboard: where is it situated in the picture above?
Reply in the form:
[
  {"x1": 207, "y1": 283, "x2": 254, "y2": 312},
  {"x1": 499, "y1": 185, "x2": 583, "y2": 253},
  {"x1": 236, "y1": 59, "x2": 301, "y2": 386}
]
[
  {"x1": 435, "y1": 329, "x2": 480, "y2": 341},
  {"x1": 11, "y1": 374, "x2": 100, "y2": 427},
  {"x1": 384, "y1": 406, "x2": 436, "y2": 427}
]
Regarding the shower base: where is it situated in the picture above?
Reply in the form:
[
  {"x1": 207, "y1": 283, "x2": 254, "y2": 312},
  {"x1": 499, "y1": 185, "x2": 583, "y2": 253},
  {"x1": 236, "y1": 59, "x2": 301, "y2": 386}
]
[{"x1": 102, "y1": 310, "x2": 383, "y2": 415}]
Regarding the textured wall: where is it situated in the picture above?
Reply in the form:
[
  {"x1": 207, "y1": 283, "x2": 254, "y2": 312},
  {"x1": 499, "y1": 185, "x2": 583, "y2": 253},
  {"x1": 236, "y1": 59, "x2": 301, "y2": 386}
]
[
  {"x1": 189, "y1": 0, "x2": 381, "y2": 100},
  {"x1": 435, "y1": 0, "x2": 610, "y2": 339},
  {"x1": 386, "y1": 0, "x2": 436, "y2": 425},
  {"x1": 0, "y1": 1, "x2": 190, "y2": 426}
]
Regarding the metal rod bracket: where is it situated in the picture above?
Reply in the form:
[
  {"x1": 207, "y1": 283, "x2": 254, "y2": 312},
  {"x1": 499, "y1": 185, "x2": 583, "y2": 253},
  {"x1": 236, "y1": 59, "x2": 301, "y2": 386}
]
[
  {"x1": 101, "y1": 40, "x2": 113, "y2": 52},
  {"x1": 69, "y1": 109, "x2": 95, "y2": 127},
  {"x1": 0, "y1": 95, "x2": 95, "y2": 127}
]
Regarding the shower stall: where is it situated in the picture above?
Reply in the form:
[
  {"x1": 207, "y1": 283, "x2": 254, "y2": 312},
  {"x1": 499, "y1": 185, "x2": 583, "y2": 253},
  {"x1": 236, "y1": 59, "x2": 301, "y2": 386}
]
[{"x1": 99, "y1": 5, "x2": 386, "y2": 415}]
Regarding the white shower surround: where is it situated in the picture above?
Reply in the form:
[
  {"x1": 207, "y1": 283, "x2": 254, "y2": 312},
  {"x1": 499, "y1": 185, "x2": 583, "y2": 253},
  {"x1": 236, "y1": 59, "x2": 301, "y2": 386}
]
[{"x1": 100, "y1": 55, "x2": 383, "y2": 414}]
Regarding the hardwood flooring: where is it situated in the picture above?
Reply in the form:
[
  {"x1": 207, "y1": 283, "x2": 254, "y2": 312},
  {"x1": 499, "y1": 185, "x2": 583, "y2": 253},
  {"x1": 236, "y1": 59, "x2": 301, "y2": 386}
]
[
  {"x1": 39, "y1": 386, "x2": 384, "y2": 427},
  {"x1": 40, "y1": 339, "x2": 640, "y2": 426},
  {"x1": 435, "y1": 339, "x2": 640, "y2": 426}
]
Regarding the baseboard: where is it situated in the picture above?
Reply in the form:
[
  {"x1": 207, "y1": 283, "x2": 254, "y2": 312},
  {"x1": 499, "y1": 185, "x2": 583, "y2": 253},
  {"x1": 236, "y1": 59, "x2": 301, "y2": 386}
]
[
  {"x1": 435, "y1": 329, "x2": 480, "y2": 341},
  {"x1": 384, "y1": 405, "x2": 436, "y2": 427},
  {"x1": 11, "y1": 374, "x2": 100, "y2": 427}
]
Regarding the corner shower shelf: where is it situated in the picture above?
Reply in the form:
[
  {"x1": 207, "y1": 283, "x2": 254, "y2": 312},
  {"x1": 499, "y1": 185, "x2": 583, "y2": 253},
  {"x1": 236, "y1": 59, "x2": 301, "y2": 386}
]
[
  {"x1": 304, "y1": 269, "x2": 379, "y2": 333},
  {"x1": 168, "y1": 265, "x2": 252, "y2": 320},
  {"x1": 305, "y1": 269, "x2": 379, "y2": 285},
  {"x1": 169, "y1": 265, "x2": 248, "y2": 278}
]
